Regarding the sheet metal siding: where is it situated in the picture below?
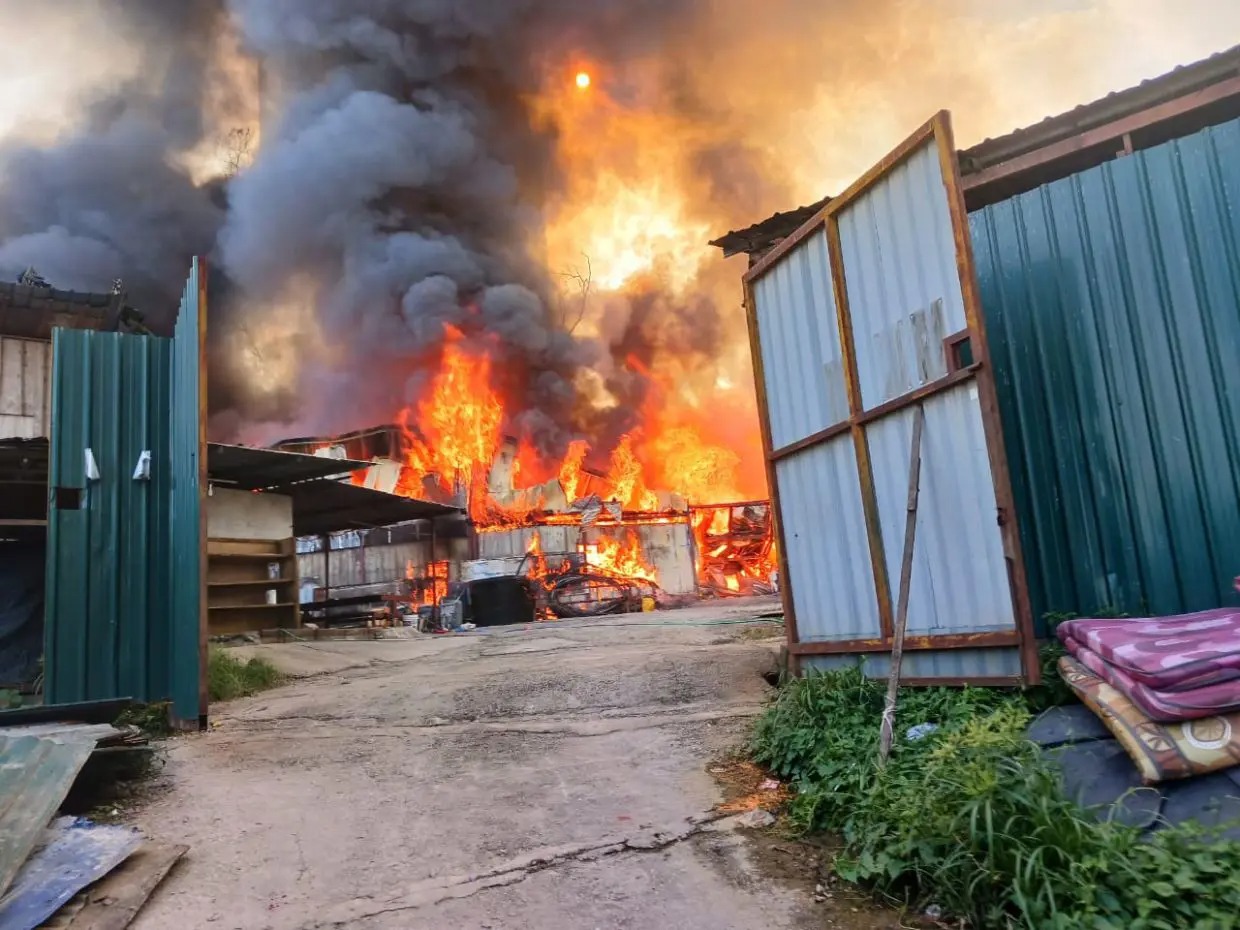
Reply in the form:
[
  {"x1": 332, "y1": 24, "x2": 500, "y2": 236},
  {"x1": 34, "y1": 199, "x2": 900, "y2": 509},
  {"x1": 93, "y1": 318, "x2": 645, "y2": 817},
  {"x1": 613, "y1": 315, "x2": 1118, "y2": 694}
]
[
  {"x1": 45, "y1": 261, "x2": 204, "y2": 719},
  {"x1": 838, "y1": 143, "x2": 964, "y2": 409},
  {"x1": 169, "y1": 259, "x2": 205, "y2": 721},
  {"x1": 751, "y1": 232, "x2": 849, "y2": 447},
  {"x1": 802, "y1": 647, "x2": 1023, "y2": 680},
  {"x1": 45, "y1": 331, "x2": 174, "y2": 707},
  {"x1": 775, "y1": 438, "x2": 880, "y2": 641},
  {"x1": 0, "y1": 337, "x2": 50, "y2": 439},
  {"x1": 971, "y1": 116, "x2": 1240, "y2": 624},
  {"x1": 299, "y1": 541, "x2": 433, "y2": 588},
  {"x1": 865, "y1": 391, "x2": 1015, "y2": 636}
]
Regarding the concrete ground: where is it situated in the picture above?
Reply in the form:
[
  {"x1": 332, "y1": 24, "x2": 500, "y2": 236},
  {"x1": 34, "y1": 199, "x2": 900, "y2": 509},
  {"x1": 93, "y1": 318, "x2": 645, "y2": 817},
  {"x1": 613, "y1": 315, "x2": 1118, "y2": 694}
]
[{"x1": 128, "y1": 600, "x2": 903, "y2": 930}]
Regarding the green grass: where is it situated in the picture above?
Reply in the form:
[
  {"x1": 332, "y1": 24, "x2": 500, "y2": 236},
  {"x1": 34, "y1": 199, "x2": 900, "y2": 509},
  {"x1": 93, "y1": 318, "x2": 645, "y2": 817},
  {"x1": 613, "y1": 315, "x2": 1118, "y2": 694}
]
[
  {"x1": 207, "y1": 648, "x2": 285, "y2": 702},
  {"x1": 751, "y1": 666, "x2": 1240, "y2": 929}
]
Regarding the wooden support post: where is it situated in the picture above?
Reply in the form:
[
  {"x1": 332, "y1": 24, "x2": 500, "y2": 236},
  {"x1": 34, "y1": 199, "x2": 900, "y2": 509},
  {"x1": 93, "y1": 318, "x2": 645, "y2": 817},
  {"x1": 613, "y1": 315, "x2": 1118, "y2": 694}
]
[{"x1": 878, "y1": 404, "x2": 926, "y2": 766}]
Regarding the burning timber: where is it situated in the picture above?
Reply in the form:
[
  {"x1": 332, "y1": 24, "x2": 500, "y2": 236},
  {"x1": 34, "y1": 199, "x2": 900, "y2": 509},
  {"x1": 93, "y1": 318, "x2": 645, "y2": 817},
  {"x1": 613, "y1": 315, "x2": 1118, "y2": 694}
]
[{"x1": 276, "y1": 425, "x2": 777, "y2": 604}]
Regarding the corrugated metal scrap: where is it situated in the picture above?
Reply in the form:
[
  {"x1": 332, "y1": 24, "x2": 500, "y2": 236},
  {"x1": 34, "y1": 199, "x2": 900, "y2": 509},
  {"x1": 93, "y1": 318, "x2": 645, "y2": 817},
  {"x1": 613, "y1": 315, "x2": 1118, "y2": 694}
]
[{"x1": 0, "y1": 734, "x2": 96, "y2": 898}]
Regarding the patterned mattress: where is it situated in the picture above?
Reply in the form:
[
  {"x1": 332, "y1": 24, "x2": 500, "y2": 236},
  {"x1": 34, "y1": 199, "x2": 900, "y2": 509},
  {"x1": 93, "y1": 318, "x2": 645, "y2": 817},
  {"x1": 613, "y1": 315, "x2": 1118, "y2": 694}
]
[
  {"x1": 1062, "y1": 632, "x2": 1240, "y2": 722},
  {"x1": 1058, "y1": 655, "x2": 1240, "y2": 785},
  {"x1": 1057, "y1": 609, "x2": 1240, "y2": 691}
]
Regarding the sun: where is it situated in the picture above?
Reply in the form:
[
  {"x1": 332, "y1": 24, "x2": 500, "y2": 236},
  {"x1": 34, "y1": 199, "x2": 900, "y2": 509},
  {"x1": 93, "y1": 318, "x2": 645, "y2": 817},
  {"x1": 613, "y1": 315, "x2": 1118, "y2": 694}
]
[{"x1": 575, "y1": 71, "x2": 591, "y2": 90}]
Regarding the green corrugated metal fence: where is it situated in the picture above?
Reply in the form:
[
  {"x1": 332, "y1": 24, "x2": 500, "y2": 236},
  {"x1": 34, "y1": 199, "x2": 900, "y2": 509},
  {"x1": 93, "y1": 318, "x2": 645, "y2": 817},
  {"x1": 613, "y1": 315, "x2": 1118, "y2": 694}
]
[
  {"x1": 971, "y1": 117, "x2": 1240, "y2": 628},
  {"x1": 45, "y1": 260, "x2": 205, "y2": 722}
]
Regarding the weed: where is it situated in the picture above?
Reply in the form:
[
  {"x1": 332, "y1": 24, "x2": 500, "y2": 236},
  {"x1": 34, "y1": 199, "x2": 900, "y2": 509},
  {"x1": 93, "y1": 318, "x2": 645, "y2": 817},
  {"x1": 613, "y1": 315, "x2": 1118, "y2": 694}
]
[
  {"x1": 751, "y1": 666, "x2": 1240, "y2": 928},
  {"x1": 207, "y1": 648, "x2": 284, "y2": 702},
  {"x1": 115, "y1": 702, "x2": 174, "y2": 738}
]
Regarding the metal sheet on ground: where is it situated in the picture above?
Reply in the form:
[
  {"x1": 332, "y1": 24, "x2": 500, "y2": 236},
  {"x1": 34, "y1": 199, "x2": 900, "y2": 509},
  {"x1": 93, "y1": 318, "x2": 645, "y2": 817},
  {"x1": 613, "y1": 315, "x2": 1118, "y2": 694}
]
[
  {"x1": 37, "y1": 842, "x2": 186, "y2": 930},
  {"x1": 0, "y1": 818, "x2": 141, "y2": 930},
  {"x1": 0, "y1": 737, "x2": 96, "y2": 898}
]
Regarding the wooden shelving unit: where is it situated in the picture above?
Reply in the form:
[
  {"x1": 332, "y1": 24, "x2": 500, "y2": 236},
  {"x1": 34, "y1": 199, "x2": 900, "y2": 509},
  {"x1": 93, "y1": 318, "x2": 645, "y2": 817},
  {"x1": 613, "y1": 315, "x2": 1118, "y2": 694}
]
[{"x1": 207, "y1": 537, "x2": 301, "y2": 635}]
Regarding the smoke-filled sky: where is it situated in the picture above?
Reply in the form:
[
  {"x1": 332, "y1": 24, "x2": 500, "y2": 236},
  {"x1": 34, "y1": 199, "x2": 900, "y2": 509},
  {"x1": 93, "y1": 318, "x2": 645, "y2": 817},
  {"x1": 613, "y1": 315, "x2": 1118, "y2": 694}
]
[{"x1": 0, "y1": 0, "x2": 1236, "y2": 464}]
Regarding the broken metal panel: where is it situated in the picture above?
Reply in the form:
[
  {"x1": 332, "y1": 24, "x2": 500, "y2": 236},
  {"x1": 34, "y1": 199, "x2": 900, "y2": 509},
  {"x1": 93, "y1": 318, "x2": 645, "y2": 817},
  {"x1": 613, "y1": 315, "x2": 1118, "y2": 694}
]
[
  {"x1": 837, "y1": 141, "x2": 962, "y2": 409},
  {"x1": 0, "y1": 735, "x2": 96, "y2": 898},
  {"x1": 750, "y1": 229, "x2": 849, "y2": 449},
  {"x1": 865, "y1": 393, "x2": 1015, "y2": 638},
  {"x1": 774, "y1": 437, "x2": 880, "y2": 643},
  {"x1": 0, "y1": 815, "x2": 142, "y2": 929},
  {"x1": 744, "y1": 113, "x2": 1036, "y2": 684}
]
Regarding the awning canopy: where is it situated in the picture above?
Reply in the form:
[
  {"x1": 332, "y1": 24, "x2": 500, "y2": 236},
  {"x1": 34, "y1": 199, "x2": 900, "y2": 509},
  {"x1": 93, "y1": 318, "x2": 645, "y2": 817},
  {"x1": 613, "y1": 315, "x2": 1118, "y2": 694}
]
[
  {"x1": 206, "y1": 443, "x2": 369, "y2": 491},
  {"x1": 284, "y1": 479, "x2": 460, "y2": 537}
]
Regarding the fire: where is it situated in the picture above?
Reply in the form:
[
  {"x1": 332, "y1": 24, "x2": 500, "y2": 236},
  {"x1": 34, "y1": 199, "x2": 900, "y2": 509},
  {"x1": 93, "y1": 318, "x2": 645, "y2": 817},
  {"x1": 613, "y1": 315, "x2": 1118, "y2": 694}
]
[
  {"x1": 558, "y1": 439, "x2": 588, "y2": 504},
  {"x1": 584, "y1": 531, "x2": 657, "y2": 583},
  {"x1": 575, "y1": 71, "x2": 591, "y2": 90},
  {"x1": 396, "y1": 325, "x2": 503, "y2": 516},
  {"x1": 606, "y1": 434, "x2": 659, "y2": 512}
]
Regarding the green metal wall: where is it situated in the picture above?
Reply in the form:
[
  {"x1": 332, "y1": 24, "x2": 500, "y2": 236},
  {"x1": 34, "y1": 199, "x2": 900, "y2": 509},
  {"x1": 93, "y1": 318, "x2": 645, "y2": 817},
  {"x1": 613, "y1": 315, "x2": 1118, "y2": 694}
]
[
  {"x1": 45, "y1": 259, "x2": 204, "y2": 721},
  {"x1": 971, "y1": 117, "x2": 1240, "y2": 627}
]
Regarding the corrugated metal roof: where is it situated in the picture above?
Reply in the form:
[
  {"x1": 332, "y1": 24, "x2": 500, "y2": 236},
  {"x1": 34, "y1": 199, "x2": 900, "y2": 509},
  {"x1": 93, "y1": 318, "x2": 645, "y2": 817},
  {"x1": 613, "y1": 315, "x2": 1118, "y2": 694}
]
[
  {"x1": 206, "y1": 443, "x2": 369, "y2": 491},
  {"x1": 713, "y1": 44, "x2": 1240, "y2": 259},
  {"x1": 960, "y1": 43, "x2": 1240, "y2": 172},
  {"x1": 709, "y1": 196, "x2": 832, "y2": 258},
  {"x1": 970, "y1": 112, "x2": 1240, "y2": 625},
  {"x1": 0, "y1": 284, "x2": 121, "y2": 341},
  {"x1": 0, "y1": 735, "x2": 96, "y2": 898}
]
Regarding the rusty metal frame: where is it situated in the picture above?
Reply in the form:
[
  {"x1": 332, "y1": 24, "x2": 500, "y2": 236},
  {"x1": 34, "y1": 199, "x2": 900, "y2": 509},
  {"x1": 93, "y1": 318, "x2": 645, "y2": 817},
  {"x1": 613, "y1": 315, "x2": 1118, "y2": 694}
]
[{"x1": 741, "y1": 111, "x2": 1039, "y2": 685}]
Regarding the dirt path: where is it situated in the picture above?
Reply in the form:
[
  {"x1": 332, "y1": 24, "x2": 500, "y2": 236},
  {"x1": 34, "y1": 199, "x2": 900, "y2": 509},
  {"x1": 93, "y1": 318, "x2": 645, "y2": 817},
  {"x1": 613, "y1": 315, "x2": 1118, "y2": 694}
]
[{"x1": 129, "y1": 604, "x2": 909, "y2": 929}]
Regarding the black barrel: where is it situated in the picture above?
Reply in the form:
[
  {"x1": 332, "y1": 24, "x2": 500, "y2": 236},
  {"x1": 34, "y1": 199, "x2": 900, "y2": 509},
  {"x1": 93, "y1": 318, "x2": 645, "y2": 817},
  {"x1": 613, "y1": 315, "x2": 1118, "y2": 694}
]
[{"x1": 467, "y1": 576, "x2": 535, "y2": 627}]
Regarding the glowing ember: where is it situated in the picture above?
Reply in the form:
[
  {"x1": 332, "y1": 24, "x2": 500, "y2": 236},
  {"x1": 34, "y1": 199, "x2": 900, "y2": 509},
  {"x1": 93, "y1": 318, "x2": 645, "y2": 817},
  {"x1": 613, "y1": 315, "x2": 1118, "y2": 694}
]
[{"x1": 574, "y1": 71, "x2": 591, "y2": 90}]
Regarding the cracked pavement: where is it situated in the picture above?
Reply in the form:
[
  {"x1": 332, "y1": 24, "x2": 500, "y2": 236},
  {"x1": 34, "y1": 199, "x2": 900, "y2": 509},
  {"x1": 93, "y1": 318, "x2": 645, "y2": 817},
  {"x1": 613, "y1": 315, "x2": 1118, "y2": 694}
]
[{"x1": 130, "y1": 601, "x2": 820, "y2": 929}]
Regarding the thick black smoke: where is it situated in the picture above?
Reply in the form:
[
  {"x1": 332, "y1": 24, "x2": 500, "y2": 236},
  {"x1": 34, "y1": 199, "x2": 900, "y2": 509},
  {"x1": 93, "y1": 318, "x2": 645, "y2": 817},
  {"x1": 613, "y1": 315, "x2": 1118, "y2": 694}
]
[
  {"x1": 0, "y1": 0, "x2": 797, "y2": 453},
  {"x1": 0, "y1": 1, "x2": 229, "y2": 321}
]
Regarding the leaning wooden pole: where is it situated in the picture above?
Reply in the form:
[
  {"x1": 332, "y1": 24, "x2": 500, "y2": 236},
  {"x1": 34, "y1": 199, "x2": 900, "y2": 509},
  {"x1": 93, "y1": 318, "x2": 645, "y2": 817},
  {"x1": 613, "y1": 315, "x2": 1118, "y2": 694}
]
[{"x1": 878, "y1": 404, "x2": 926, "y2": 766}]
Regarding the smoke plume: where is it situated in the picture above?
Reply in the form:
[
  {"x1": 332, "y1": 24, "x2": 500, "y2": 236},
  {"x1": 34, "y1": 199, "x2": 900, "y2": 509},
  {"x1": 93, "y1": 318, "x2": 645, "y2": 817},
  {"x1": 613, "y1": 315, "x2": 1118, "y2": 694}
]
[{"x1": 0, "y1": 0, "x2": 1236, "y2": 473}]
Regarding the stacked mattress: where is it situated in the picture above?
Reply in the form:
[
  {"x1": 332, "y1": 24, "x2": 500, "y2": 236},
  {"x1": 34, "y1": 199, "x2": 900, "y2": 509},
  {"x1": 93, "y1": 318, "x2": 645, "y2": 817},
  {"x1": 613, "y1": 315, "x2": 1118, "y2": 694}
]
[{"x1": 1056, "y1": 609, "x2": 1240, "y2": 783}]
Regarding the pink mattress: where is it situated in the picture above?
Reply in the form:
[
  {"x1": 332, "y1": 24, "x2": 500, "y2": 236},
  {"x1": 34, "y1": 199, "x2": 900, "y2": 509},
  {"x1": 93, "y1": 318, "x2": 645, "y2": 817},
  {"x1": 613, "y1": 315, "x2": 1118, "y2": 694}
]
[
  {"x1": 1056, "y1": 609, "x2": 1240, "y2": 691},
  {"x1": 1062, "y1": 634, "x2": 1240, "y2": 722}
]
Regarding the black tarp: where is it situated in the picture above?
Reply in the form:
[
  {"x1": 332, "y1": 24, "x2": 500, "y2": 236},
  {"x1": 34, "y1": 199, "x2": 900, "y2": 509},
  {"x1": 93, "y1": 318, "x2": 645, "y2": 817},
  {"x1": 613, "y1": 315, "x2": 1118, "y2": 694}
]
[{"x1": 0, "y1": 544, "x2": 44, "y2": 687}]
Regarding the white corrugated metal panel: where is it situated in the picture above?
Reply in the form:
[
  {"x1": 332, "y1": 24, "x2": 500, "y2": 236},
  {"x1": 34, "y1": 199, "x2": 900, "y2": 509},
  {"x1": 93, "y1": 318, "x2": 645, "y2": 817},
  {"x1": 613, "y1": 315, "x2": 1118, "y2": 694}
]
[
  {"x1": 0, "y1": 336, "x2": 51, "y2": 439},
  {"x1": 479, "y1": 526, "x2": 575, "y2": 558},
  {"x1": 837, "y1": 141, "x2": 965, "y2": 410},
  {"x1": 751, "y1": 230, "x2": 849, "y2": 448},
  {"x1": 631, "y1": 523, "x2": 695, "y2": 595},
  {"x1": 802, "y1": 647, "x2": 1022, "y2": 680},
  {"x1": 297, "y1": 541, "x2": 432, "y2": 589},
  {"x1": 865, "y1": 390, "x2": 1015, "y2": 636},
  {"x1": 775, "y1": 437, "x2": 881, "y2": 641}
]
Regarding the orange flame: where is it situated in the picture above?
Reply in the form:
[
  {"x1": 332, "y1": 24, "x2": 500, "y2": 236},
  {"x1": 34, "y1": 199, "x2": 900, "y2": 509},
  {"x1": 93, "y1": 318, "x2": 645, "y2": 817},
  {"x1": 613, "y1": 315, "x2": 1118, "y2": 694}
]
[
  {"x1": 606, "y1": 434, "x2": 659, "y2": 511},
  {"x1": 584, "y1": 531, "x2": 657, "y2": 583},
  {"x1": 395, "y1": 326, "x2": 503, "y2": 517},
  {"x1": 558, "y1": 439, "x2": 589, "y2": 504}
]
